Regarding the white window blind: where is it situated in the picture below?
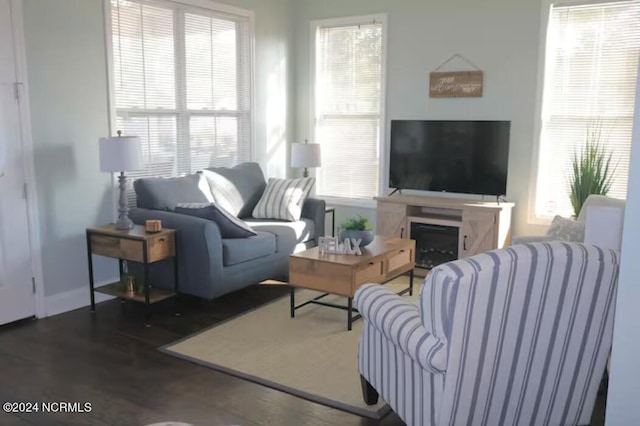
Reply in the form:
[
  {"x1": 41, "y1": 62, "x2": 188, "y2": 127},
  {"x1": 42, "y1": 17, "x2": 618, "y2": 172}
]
[
  {"x1": 109, "y1": 0, "x2": 252, "y2": 205},
  {"x1": 313, "y1": 18, "x2": 384, "y2": 200},
  {"x1": 535, "y1": 0, "x2": 640, "y2": 217}
]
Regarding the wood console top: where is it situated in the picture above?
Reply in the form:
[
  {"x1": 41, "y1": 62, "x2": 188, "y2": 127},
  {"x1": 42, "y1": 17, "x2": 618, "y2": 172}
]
[{"x1": 374, "y1": 194, "x2": 514, "y2": 211}]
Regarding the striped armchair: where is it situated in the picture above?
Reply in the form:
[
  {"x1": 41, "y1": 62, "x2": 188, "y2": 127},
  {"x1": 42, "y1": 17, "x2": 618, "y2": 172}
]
[{"x1": 355, "y1": 242, "x2": 619, "y2": 426}]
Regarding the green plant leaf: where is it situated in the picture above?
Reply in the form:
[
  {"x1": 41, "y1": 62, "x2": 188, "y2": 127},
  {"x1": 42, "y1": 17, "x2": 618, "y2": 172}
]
[
  {"x1": 339, "y1": 215, "x2": 373, "y2": 231},
  {"x1": 567, "y1": 121, "x2": 616, "y2": 217}
]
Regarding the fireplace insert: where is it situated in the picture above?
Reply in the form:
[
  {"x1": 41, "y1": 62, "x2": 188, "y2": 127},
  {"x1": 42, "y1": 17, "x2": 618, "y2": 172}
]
[{"x1": 410, "y1": 221, "x2": 459, "y2": 269}]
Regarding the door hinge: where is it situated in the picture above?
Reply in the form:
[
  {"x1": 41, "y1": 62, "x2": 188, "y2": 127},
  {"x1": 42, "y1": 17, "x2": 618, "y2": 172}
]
[
  {"x1": 32, "y1": 277, "x2": 36, "y2": 293},
  {"x1": 23, "y1": 182, "x2": 28, "y2": 199},
  {"x1": 14, "y1": 82, "x2": 23, "y2": 101}
]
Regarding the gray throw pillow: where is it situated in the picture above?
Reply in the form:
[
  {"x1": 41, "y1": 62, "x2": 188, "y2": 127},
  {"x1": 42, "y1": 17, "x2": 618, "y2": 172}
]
[
  {"x1": 252, "y1": 177, "x2": 315, "y2": 221},
  {"x1": 545, "y1": 215, "x2": 585, "y2": 242},
  {"x1": 134, "y1": 174, "x2": 214, "y2": 211},
  {"x1": 175, "y1": 203, "x2": 257, "y2": 239},
  {"x1": 200, "y1": 162, "x2": 267, "y2": 218}
]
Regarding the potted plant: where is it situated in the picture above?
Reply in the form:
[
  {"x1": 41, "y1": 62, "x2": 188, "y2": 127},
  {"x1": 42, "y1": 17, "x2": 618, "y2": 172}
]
[
  {"x1": 568, "y1": 124, "x2": 616, "y2": 217},
  {"x1": 339, "y1": 215, "x2": 375, "y2": 247}
]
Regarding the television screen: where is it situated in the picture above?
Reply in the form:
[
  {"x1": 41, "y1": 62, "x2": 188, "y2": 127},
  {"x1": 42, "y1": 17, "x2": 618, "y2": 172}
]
[{"x1": 389, "y1": 120, "x2": 510, "y2": 196}]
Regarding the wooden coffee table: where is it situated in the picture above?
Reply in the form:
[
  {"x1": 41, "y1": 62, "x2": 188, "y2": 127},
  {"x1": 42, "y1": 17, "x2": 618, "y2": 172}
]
[{"x1": 289, "y1": 236, "x2": 416, "y2": 330}]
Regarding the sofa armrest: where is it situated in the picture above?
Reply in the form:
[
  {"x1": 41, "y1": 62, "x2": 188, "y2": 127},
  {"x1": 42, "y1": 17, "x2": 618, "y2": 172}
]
[
  {"x1": 355, "y1": 284, "x2": 446, "y2": 374},
  {"x1": 301, "y1": 197, "x2": 326, "y2": 244},
  {"x1": 129, "y1": 208, "x2": 224, "y2": 298}
]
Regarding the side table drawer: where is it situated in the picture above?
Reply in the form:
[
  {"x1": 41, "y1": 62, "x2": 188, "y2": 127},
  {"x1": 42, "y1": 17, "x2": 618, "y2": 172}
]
[
  {"x1": 148, "y1": 233, "x2": 175, "y2": 262},
  {"x1": 90, "y1": 234, "x2": 143, "y2": 262}
]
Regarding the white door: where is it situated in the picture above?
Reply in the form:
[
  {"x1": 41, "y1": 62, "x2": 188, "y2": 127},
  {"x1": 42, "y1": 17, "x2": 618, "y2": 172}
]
[{"x1": 0, "y1": 0, "x2": 35, "y2": 325}]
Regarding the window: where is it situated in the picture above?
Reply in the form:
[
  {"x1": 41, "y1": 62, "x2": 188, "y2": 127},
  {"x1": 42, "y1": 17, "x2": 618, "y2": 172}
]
[
  {"x1": 534, "y1": 0, "x2": 640, "y2": 218},
  {"x1": 312, "y1": 16, "x2": 386, "y2": 201},
  {"x1": 108, "y1": 0, "x2": 252, "y2": 204}
]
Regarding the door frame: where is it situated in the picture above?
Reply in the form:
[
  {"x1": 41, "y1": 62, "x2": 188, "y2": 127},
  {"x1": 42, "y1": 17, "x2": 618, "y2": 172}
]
[{"x1": 7, "y1": 0, "x2": 45, "y2": 318}]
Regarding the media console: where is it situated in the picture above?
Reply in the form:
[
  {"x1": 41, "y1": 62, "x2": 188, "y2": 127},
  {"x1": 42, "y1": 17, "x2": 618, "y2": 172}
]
[{"x1": 375, "y1": 195, "x2": 514, "y2": 272}]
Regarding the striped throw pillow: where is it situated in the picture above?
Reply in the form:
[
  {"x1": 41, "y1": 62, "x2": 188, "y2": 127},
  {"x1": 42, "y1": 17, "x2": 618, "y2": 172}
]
[{"x1": 252, "y1": 178, "x2": 315, "y2": 221}]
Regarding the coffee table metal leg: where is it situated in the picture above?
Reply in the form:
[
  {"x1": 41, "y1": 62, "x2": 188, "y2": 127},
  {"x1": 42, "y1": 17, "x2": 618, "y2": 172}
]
[
  {"x1": 290, "y1": 286, "x2": 295, "y2": 318},
  {"x1": 347, "y1": 297, "x2": 353, "y2": 331},
  {"x1": 410, "y1": 268, "x2": 414, "y2": 296}
]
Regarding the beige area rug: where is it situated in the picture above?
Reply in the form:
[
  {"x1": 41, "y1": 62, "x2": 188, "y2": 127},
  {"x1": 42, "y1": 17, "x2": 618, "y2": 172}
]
[{"x1": 161, "y1": 276, "x2": 419, "y2": 419}]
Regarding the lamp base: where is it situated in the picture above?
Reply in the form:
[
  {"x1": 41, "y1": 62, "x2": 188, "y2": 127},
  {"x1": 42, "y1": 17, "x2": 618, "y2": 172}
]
[
  {"x1": 115, "y1": 216, "x2": 134, "y2": 230},
  {"x1": 115, "y1": 171, "x2": 134, "y2": 230}
]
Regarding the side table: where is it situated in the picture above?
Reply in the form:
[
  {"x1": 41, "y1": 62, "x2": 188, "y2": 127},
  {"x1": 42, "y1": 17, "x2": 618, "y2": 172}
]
[{"x1": 86, "y1": 224, "x2": 178, "y2": 326}]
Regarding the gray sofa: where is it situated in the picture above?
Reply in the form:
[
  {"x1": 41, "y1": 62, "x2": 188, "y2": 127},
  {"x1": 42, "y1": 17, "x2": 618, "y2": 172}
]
[{"x1": 129, "y1": 162, "x2": 325, "y2": 300}]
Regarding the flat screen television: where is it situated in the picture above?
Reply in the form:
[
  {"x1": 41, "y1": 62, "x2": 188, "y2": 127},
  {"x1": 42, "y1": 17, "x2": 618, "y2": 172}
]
[{"x1": 389, "y1": 120, "x2": 510, "y2": 196}]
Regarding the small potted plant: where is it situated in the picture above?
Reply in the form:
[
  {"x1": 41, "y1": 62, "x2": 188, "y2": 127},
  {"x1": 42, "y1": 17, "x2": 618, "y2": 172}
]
[{"x1": 339, "y1": 215, "x2": 375, "y2": 247}]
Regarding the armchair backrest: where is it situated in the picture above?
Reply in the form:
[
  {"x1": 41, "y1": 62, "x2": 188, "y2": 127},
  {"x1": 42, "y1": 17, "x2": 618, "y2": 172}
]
[
  {"x1": 421, "y1": 242, "x2": 619, "y2": 426},
  {"x1": 577, "y1": 194, "x2": 625, "y2": 222},
  {"x1": 581, "y1": 195, "x2": 625, "y2": 251}
]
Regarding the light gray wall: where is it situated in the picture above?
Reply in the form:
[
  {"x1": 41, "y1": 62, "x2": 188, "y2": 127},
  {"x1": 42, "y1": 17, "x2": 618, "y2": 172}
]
[
  {"x1": 226, "y1": 0, "x2": 295, "y2": 179},
  {"x1": 606, "y1": 66, "x2": 640, "y2": 425},
  {"x1": 23, "y1": 0, "x2": 116, "y2": 297},
  {"x1": 293, "y1": 0, "x2": 547, "y2": 236},
  {"x1": 23, "y1": 0, "x2": 294, "y2": 298}
]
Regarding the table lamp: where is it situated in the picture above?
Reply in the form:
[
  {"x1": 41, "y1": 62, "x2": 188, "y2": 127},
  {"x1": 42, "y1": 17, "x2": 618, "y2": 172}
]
[
  {"x1": 291, "y1": 139, "x2": 321, "y2": 178},
  {"x1": 99, "y1": 131, "x2": 144, "y2": 230}
]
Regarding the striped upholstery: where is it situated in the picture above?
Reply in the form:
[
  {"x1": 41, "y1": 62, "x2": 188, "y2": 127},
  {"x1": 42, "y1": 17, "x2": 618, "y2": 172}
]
[
  {"x1": 355, "y1": 242, "x2": 620, "y2": 426},
  {"x1": 252, "y1": 177, "x2": 315, "y2": 221}
]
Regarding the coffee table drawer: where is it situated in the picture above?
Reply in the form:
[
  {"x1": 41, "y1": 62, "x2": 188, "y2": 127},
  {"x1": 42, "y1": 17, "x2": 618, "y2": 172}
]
[
  {"x1": 355, "y1": 260, "x2": 384, "y2": 285},
  {"x1": 387, "y1": 248, "x2": 412, "y2": 272},
  {"x1": 289, "y1": 257, "x2": 352, "y2": 296}
]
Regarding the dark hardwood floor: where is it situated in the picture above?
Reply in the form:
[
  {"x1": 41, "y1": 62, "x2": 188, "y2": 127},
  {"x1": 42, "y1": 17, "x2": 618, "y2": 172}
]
[{"x1": 0, "y1": 283, "x2": 606, "y2": 426}]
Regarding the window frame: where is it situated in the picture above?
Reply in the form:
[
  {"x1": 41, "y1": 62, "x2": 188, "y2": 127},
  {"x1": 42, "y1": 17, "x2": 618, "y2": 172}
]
[
  {"x1": 103, "y1": 0, "x2": 256, "y2": 193},
  {"x1": 528, "y1": 0, "x2": 637, "y2": 224},
  {"x1": 309, "y1": 14, "x2": 388, "y2": 208}
]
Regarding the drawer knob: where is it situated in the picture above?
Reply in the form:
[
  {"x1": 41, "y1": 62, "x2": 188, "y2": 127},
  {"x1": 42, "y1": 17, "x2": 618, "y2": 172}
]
[
  {"x1": 368, "y1": 262, "x2": 375, "y2": 265},
  {"x1": 159, "y1": 238, "x2": 165, "y2": 242},
  {"x1": 399, "y1": 249, "x2": 405, "y2": 253}
]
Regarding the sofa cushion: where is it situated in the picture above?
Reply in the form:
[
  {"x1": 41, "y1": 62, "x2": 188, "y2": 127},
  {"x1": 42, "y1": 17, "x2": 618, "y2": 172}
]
[
  {"x1": 134, "y1": 174, "x2": 214, "y2": 211},
  {"x1": 201, "y1": 162, "x2": 266, "y2": 218},
  {"x1": 252, "y1": 177, "x2": 315, "y2": 221},
  {"x1": 174, "y1": 203, "x2": 257, "y2": 239},
  {"x1": 244, "y1": 218, "x2": 315, "y2": 253},
  {"x1": 222, "y1": 232, "x2": 276, "y2": 266}
]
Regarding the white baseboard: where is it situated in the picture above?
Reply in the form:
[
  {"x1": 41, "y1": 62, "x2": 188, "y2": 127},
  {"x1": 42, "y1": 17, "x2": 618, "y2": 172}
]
[{"x1": 45, "y1": 279, "x2": 118, "y2": 317}]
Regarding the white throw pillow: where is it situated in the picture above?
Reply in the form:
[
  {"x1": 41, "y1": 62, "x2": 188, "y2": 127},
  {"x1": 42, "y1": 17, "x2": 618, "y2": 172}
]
[{"x1": 252, "y1": 177, "x2": 315, "y2": 221}]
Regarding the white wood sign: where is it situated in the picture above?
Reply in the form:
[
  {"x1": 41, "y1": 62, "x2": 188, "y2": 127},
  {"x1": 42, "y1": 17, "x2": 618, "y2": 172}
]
[
  {"x1": 319, "y1": 236, "x2": 363, "y2": 255},
  {"x1": 429, "y1": 70, "x2": 483, "y2": 98}
]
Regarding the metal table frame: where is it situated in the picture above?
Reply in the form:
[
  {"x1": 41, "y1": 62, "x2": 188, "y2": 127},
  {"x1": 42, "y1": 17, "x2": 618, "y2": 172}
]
[
  {"x1": 290, "y1": 269, "x2": 414, "y2": 331},
  {"x1": 325, "y1": 206, "x2": 336, "y2": 237}
]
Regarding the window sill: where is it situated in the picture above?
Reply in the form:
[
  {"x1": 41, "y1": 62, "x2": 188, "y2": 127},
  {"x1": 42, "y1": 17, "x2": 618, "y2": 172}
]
[
  {"x1": 528, "y1": 214, "x2": 554, "y2": 226},
  {"x1": 319, "y1": 196, "x2": 377, "y2": 210}
]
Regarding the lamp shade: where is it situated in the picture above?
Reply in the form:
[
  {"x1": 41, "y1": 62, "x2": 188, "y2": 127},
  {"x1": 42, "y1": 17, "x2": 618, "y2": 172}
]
[
  {"x1": 291, "y1": 142, "x2": 321, "y2": 168},
  {"x1": 99, "y1": 135, "x2": 144, "y2": 172}
]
